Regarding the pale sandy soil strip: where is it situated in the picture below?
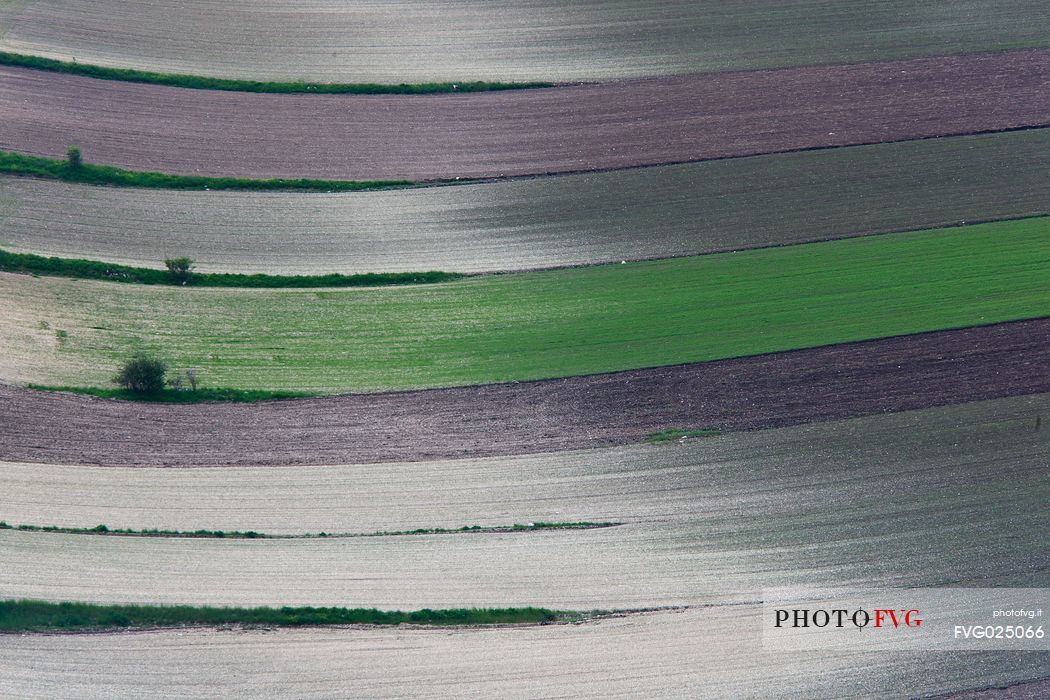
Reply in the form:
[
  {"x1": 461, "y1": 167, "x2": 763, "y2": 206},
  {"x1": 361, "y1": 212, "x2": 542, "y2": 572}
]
[
  {"x1": 3, "y1": 50, "x2": 1050, "y2": 180},
  {"x1": 0, "y1": 609, "x2": 1044, "y2": 699},
  {"x1": 4, "y1": 130, "x2": 1050, "y2": 274},
  {"x1": 0, "y1": 394, "x2": 1045, "y2": 609},
  {"x1": 0, "y1": 393, "x2": 1047, "y2": 536},
  {"x1": 1, "y1": 0, "x2": 1048, "y2": 82}
]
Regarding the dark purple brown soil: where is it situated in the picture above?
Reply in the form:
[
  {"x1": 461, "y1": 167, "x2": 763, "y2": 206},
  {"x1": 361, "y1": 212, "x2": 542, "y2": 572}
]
[
  {"x1": 2, "y1": 50, "x2": 1050, "y2": 180},
  {"x1": 941, "y1": 678, "x2": 1050, "y2": 699},
  {"x1": 1, "y1": 319, "x2": 1047, "y2": 467}
]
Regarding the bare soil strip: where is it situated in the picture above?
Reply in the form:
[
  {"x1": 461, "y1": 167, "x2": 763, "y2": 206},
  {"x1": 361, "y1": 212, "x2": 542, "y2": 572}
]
[
  {"x1": 1, "y1": 319, "x2": 1047, "y2": 467},
  {"x1": 2, "y1": 394, "x2": 1041, "y2": 541},
  {"x1": 2, "y1": 398, "x2": 1045, "y2": 696},
  {"x1": 1, "y1": 394, "x2": 1045, "y2": 609},
  {"x1": 2, "y1": 0, "x2": 1048, "y2": 83},
  {"x1": 0, "y1": 612, "x2": 1043, "y2": 699},
  {"x1": 2, "y1": 50, "x2": 1050, "y2": 180},
  {"x1": 4, "y1": 130, "x2": 1050, "y2": 274}
]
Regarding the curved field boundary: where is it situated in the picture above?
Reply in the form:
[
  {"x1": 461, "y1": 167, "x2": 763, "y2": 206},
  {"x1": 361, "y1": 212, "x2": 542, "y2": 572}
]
[
  {"x1": 2, "y1": 1, "x2": 1048, "y2": 83},
  {"x1": 0, "y1": 520, "x2": 614, "y2": 540},
  {"x1": 4, "y1": 130, "x2": 1050, "y2": 275},
  {"x1": 0, "y1": 612, "x2": 1043, "y2": 699},
  {"x1": 1, "y1": 396, "x2": 1045, "y2": 607},
  {"x1": 1, "y1": 319, "x2": 1047, "y2": 467},
  {"x1": 0, "y1": 600, "x2": 569, "y2": 631},
  {"x1": 0, "y1": 150, "x2": 415, "y2": 191},
  {"x1": 0, "y1": 219, "x2": 1046, "y2": 392},
  {"x1": 3, "y1": 50, "x2": 1050, "y2": 180},
  {"x1": 0, "y1": 392, "x2": 1045, "y2": 527},
  {"x1": 0, "y1": 249, "x2": 461, "y2": 288},
  {"x1": 0, "y1": 52, "x2": 551, "y2": 94}
]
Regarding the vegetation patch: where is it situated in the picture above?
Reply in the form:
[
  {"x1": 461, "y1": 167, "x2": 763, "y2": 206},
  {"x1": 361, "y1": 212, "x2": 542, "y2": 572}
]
[
  {"x1": 0, "y1": 249, "x2": 462, "y2": 288},
  {"x1": 26, "y1": 385, "x2": 314, "y2": 404},
  {"x1": 645, "y1": 428, "x2": 723, "y2": 443},
  {"x1": 371, "y1": 522, "x2": 618, "y2": 537},
  {"x1": 0, "y1": 600, "x2": 579, "y2": 632},
  {"x1": 0, "y1": 150, "x2": 413, "y2": 192},
  {"x1": 0, "y1": 520, "x2": 617, "y2": 539},
  {"x1": 0, "y1": 51, "x2": 552, "y2": 94},
  {"x1": 7, "y1": 218, "x2": 1049, "y2": 393}
]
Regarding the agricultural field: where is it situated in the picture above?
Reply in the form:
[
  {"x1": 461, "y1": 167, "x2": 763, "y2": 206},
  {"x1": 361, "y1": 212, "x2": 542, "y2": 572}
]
[
  {"x1": 1, "y1": 318, "x2": 1046, "y2": 466},
  {"x1": 1, "y1": 219, "x2": 1047, "y2": 392},
  {"x1": 3, "y1": 49, "x2": 1050, "y2": 179},
  {"x1": 1, "y1": 1, "x2": 1049, "y2": 82},
  {"x1": 0, "y1": 617, "x2": 1046, "y2": 698},
  {"x1": 1, "y1": 395, "x2": 1047, "y2": 694},
  {"x1": 2, "y1": 130, "x2": 1050, "y2": 274},
  {"x1": 2, "y1": 3, "x2": 1049, "y2": 697}
]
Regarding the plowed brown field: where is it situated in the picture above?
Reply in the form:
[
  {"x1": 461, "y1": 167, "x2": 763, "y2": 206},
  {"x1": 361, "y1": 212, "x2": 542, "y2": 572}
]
[
  {"x1": 1, "y1": 392, "x2": 1046, "y2": 606},
  {"x1": 5, "y1": 130, "x2": 1050, "y2": 274},
  {"x1": 3, "y1": 50, "x2": 1050, "y2": 179},
  {"x1": 1, "y1": 395, "x2": 1046, "y2": 696},
  {"x1": 2, "y1": 319, "x2": 1047, "y2": 467}
]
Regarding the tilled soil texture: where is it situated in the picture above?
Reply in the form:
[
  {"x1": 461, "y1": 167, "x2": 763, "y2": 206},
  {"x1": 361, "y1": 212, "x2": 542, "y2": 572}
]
[
  {"x1": 1, "y1": 612, "x2": 1044, "y2": 700},
  {"x1": 2, "y1": 394, "x2": 1046, "y2": 609},
  {"x1": 4, "y1": 393, "x2": 1045, "y2": 535},
  {"x1": 3, "y1": 0, "x2": 1050, "y2": 83},
  {"x1": 5, "y1": 130, "x2": 1050, "y2": 275},
  {"x1": 3, "y1": 50, "x2": 1050, "y2": 180},
  {"x1": 2, "y1": 319, "x2": 1047, "y2": 467}
]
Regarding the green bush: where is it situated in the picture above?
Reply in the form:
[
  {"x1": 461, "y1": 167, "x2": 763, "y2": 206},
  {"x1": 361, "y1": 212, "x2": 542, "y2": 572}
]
[
  {"x1": 66, "y1": 145, "x2": 82, "y2": 168},
  {"x1": 164, "y1": 257, "x2": 195, "y2": 284},
  {"x1": 114, "y1": 354, "x2": 167, "y2": 395}
]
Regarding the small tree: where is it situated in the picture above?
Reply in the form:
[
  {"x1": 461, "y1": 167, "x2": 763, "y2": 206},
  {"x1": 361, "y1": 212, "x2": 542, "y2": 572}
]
[
  {"x1": 164, "y1": 257, "x2": 195, "y2": 284},
  {"x1": 66, "y1": 145, "x2": 82, "y2": 169},
  {"x1": 114, "y1": 354, "x2": 167, "y2": 395}
]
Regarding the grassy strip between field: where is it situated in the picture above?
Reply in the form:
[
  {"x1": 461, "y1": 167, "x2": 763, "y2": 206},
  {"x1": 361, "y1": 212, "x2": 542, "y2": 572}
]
[
  {"x1": 0, "y1": 151, "x2": 414, "y2": 192},
  {"x1": 645, "y1": 428, "x2": 724, "y2": 443},
  {"x1": 0, "y1": 51, "x2": 553, "y2": 94},
  {"x1": 0, "y1": 520, "x2": 618, "y2": 540},
  {"x1": 0, "y1": 249, "x2": 463, "y2": 288},
  {"x1": 26, "y1": 385, "x2": 313, "y2": 403},
  {"x1": 0, "y1": 600, "x2": 590, "y2": 632},
  {"x1": 9, "y1": 217, "x2": 1050, "y2": 393}
]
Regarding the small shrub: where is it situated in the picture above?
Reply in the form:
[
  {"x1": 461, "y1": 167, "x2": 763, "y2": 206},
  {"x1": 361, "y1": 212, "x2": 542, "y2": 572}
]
[
  {"x1": 164, "y1": 257, "x2": 195, "y2": 284},
  {"x1": 114, "y1": 354, "x2": 167, "y2": 395},
  {"x1": 66, "y1": 145, "x2": 82, "y2": 168}
]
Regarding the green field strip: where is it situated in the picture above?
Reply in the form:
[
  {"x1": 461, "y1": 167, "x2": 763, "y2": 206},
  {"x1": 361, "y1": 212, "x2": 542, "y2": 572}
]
[
  {"x1": 0, "y1": 151, "x2": 415, "y2": 192},
  {"x1": 0, "y1": 51, "x2": 552, "y2": 93},
  {"x1": 2, "y1": 218, "x2": 1048, "y2": 393},
  {"x1": 0, "y1": 600, "x2": 585, "y2": 632}
]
